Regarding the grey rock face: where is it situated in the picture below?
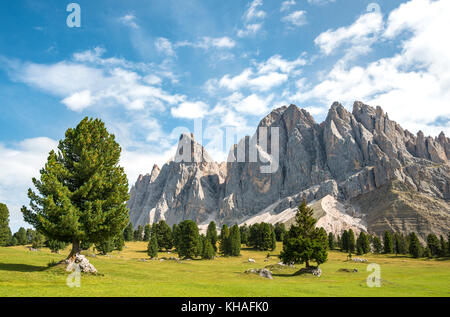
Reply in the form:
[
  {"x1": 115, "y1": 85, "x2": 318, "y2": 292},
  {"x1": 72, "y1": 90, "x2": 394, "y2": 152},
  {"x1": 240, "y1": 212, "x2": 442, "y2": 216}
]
[{"x1": 128, "y1": 102, "x2": 449, "y2": 239}]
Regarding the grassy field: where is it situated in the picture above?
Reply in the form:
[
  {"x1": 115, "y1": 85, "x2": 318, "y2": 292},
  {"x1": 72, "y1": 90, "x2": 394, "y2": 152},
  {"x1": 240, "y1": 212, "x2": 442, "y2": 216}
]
[{"x1": 0, "y1": 242, "x2": 449, "y2": 297}]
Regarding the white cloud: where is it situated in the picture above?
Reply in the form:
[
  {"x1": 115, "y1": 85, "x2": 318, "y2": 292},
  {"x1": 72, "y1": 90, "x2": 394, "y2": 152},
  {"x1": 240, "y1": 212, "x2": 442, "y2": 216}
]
[
  {"x1": 238, "y1": 0, "x2": 266, "y2": 37},
  {"x1": 119, "y1": 14, "x2": 139, "y2": 29},
  {"x1": 280, "y1": 0, "x2": 296, "y2": 12},
  {"x1": 171, "y1": 101, "x2": 209, "y2": 119},
  {"x1": 244, "y1": 0, "x2": 266, "y2": 21},
  {"x1": 0, "y1": 137, "x2": 58, "y2": 231},
  {"x1": 314, "y1": 10, "x2": 383, "y2": 57},
  {"x1": 215, "y1": 54, "x2": 306, "y2": 92},
  {"x1": 238, "y1": 94, "x2": 273, "y2": 116},
  {"x1": 155, "y1": 37, "x2": 176, "y2": 57},
  {"x1": 281, "y1": 10, "x2": 307, "y2": 28},
  {"x1": 294, "y1": 0, "x2": 450, "y2": 137},
  {"x1": 6, "y1": 49, "x2": 185, "y2": 112},
  {"x1": 176, "y1": 36, "x2": 236, "y2": 50},
  {"x1": 237, "y1": 23, "x2": 263, "y2": 38},
  {"x1": 307, "y1": 0, "x2": 335, "y2": 5}
]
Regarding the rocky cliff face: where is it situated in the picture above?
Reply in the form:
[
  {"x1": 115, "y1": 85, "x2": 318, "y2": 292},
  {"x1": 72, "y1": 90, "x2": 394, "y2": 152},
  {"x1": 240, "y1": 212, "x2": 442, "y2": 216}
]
[{"x1": 128, "y1": 102, "x2": 449, "y2": 239}]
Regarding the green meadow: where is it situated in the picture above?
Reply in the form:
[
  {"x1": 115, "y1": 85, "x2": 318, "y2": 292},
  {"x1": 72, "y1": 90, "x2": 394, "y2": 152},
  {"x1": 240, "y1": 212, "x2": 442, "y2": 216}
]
[{"x1": 0, "y1": 242, "x2": 449, "y2": 297}]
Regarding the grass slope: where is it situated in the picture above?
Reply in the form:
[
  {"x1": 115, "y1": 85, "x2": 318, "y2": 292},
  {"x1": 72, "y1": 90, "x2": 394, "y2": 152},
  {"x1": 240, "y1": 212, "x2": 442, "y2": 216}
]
[{"x1": 0, "y1": 242, "x2": 449, "y2": 297}]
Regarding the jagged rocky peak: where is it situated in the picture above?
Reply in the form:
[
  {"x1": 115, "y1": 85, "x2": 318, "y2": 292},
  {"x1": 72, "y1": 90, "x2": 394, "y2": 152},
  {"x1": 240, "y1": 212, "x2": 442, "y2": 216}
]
[{"x1": 174, "y1": 132, "x2": 214, "y2": 164}]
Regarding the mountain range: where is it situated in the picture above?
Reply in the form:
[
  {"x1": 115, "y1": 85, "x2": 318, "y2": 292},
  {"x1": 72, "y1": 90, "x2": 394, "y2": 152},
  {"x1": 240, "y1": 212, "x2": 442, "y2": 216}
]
[{"x1": 127, "y1": 101, "x2": 449, "y2": 241}]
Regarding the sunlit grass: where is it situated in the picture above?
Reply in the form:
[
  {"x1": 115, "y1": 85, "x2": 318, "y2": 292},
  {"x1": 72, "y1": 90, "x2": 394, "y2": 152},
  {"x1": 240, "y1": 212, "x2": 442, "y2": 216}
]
[{"x1": 0, "y1": 242, "x2": 449, "y2": 297}]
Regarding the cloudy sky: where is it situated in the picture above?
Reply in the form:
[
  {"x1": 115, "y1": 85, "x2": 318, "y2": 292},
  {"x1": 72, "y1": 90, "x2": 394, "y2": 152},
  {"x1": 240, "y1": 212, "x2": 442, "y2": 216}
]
[{"x1": 1, "y1": 0, "x2": 449, "y2": 231}]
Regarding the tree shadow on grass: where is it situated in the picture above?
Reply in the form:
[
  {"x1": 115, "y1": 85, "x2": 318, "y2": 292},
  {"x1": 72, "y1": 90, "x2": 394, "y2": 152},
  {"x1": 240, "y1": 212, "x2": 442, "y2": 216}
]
[{"x1": 0, "y1": 262, "x2": 48, "y2": 273}]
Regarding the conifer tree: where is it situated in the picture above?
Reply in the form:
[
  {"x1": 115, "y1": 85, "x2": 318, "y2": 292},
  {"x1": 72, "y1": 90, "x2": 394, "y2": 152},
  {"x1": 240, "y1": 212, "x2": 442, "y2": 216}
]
[
  {"x1": 383, "y1": 231, "x2": 394, "y2": 254},
  {"x1": 274, "y1": 222, "x2": 286, "y2": 242},
  {"x1": 31, "y1": 232, "x2": 45, "y2": 249},
  {"x1": 123, "y1": 223, "x2": 133, "y2": 241},
  {"x1": 408, "y1": 232, "x2": 422, "y2": 258},
  {"x1": 147, "y1": 233, "x2": 158, "y2": 258},
  {"x1": 279, "y1": 200, "x2": 328, "y2": 268},
  {"x1": 206, "y1": 221, "x2": 218, "y2": 252},
  {"x1": 0, "y1": 203, "x2": 11, "y2": 247},
  {"x1": 328, "y1": 232, "x2": 335, "y2": 250},
  {"x1": 341, "y1": 230, "x2": 349, "y2": 252},
  {"x1": 143, "y1": 224, "x2": 151, "y2": 242},
  {"x1": 15, "y1": 227, "x2": 27, "y2": 245},
  {"x1": 240, "y1": 224, "x2": 249, "y2": 245},
  {"x1": 271, "y1": 228, "x2": 277, "y2": 251},
  {"x1": 426, "y1": 233, "x2": 440, "y2": 257},
  {"x1": 372, "y1": 236, "x2": 383, "y2": 254},
  {"x1": 21, "y1": 118, "x2": 129, "y2": 265},
  {"x1": 177, "y1": 220, "x2": 200, "y2": 259},
  {"x1": 202, "y1": 239, "x2": 215, "y2": 259},
  {"x1": 219, "y1": 224, "x2": 230, "y2": 255},
  {"x1": 134, "y1": 225, "x2": 144, "y2": 241},
  {"x1": 438, "y1": 235, "x2": 446, "y2": 257},
  {"x1": 229, "y1": 224, "x2": 241, "y2": 256},
  {"x1": 348, "y1": 229, "x2": 355, "y2": 254},
  {"x1": 173, "y1": 223, "x2": 180, "y2": 250},
  {"x1": 260, "y1": 223, "x2": 273, "y2": 251}
]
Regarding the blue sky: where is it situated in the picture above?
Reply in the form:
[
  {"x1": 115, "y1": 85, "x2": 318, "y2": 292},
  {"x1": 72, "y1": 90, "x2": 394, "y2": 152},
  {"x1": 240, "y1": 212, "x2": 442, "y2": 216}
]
[{"x1": 1, "y1": 0, "x2": 449, "y2": 232}]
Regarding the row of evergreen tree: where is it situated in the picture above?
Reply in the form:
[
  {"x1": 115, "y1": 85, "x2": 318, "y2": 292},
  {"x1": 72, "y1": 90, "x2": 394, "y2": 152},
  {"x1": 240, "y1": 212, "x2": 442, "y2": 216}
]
[{"x1": 328, "y1": 229, "x2": 450, "y2": 258}]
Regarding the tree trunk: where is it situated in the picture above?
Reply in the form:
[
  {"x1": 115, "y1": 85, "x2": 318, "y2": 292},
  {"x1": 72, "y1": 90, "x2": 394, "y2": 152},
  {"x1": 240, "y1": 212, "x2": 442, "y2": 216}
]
[
  {"x1": 67, "y1": 239, "x2": 81, "y2": 261},
  {"x1": 305, "y1": 260, "x2": 310, "y2": 268}
]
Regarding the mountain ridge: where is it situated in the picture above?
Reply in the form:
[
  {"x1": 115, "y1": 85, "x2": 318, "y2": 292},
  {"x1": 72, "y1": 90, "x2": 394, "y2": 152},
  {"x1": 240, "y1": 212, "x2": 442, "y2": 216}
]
[{"x1": 128, "y1": 101, "x2": 449, "y2": 240}]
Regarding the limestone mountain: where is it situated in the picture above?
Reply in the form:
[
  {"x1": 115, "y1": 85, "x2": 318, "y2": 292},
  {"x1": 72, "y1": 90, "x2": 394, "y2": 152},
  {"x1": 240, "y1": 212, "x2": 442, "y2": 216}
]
[{"x1": 128, "y1": 102, "x2": 449, "y2": 241}]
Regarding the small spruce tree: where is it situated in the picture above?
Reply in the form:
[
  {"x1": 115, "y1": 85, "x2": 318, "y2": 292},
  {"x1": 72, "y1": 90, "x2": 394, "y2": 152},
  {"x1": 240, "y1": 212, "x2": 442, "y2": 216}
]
[{"x1": 147, "y1": 233, "x2": 158, "y2": 258}]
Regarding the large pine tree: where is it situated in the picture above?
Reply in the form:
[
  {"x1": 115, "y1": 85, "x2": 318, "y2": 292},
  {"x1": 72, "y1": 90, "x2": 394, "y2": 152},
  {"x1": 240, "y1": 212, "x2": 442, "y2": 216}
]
[
  {"x1": 21, "y1": 118, "x2": 129, "y2": 265},
  {"x1": 206, "y1": 221, "x2": 218, "y2": 252},
  {"x1": 279, "y1": 200, "x2": 328, "y2": 268}
]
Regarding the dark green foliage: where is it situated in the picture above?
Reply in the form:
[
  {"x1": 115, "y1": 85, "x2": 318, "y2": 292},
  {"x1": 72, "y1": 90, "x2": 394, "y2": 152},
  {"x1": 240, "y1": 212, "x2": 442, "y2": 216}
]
[
  {"x1": 356, "y1": 232, "x2": 370, "y2": 255},
  {"x1": 423, "y1": 246, "x2": 432, "y2": 258},
  {"x1": 240, "y1": 224, "x2": 249, "y2": 245},
  {"x1": 9, "y1": 236, "x2": 18, "y2": 246},
  {"x1": 206, "y1": 221, "x2": 218, "y2": 252},
  {"x1": 26, "y1": 228, "x2": 35, "y2": 244},
  {"x1": 447, "y1": 232, "x2": 450, "y2": 257},
  {"x1": 279, "y1": 200, "x2": 328, "y2": 268},
  {"x1": 134, "y1": 225, "x2": 144, "y2": 241},
  {"x1": 177, "y1": 220, "x2": 200, "y2": 259},
  {"x1": 229, "y1": 224, "x2": 241, "y2": 256},
  {"x1": 260, "y1": 223, "x2": 273, "y2": 251},
  {"x1": 372, "y1": 236, "x2": 383, "y2": 254},
  {"x1": 95, "y1": 235, "x2": 124, "y2": 255},
  {"x1": 383, "y1": 231, "x2": 394, "y2": 254},
  {"x1": 202, "y1": 238, "x2": 215, "y2": 259},
  {"x1": 394, "y1": 233, "x2": 408, "y2": 255},
  {"x1": 408, "y1": 232, "x2": 422, "y2": 258},
  {"x1": 14, "y1": 227, "x2": 28, "y2": 245},
  {"x1": 173, "y1": 223, "x2": 180, "y2": 250},
  {"x1": 147, "y1": 234, "x2": 158, "y2": 258},
  {"x1": 271, "y1": 229, "x2": 276, "y2": 251},
  {"x1": 0, "y1": 203, "x2": 11, "y2": 247},
  {"x1": 274, "y1": 223, "x2": 286, "y2": 242},
  {"x1": 31, "y1": 232, "x2": 45, "y2": 249},
  {"x1": 123, "y1": 223, "x2": 133, "y2": 241},
  {"x1": 328, "y1": 232, "x2": 335, "y2": 250},
  {"x1": 143, "y1": 224, "x2": 151, "y2": 242},
  {"x1": 247, "y1": 222, "x2": 276, "y2": 251},
  {"x1": 80, "y1": 240, "x2": 92, "y2": 250},
  {"x1": 341, "y1": 230, "x2": 348, "y2": 252},
  {"x1": 46, "y1": 239, "x2": 67, "y2": 253},
  {"x1": 426, "y1": 234, "x2": 440, "y2": 257},
  {"x1": 21, "y1": 117, "x2": 130, "y2": 258},
  {"x1": 219, "y1": 224, "x2": 230, "y2": 255},
  {"x1": 347, "y1": 229, "x2": 355, "y2": 254},
  {"x1": 438, "y1": 236, "x2": 446, "y2": 257},
  {"x1": 153, "y1": 220, "x2": 173, "y2": 251}
]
